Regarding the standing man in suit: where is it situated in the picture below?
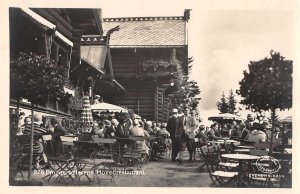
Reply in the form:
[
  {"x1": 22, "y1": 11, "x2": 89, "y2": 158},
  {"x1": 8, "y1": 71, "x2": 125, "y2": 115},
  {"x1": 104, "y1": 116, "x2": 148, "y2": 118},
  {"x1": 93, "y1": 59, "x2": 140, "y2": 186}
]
[
  {"x1": 176, "y1": 108, "x2": 197, "y2": 163},
  {"x1": 186, "y1": 109, "x2": 198, "y2": 162},
  {"x1": 166, "y1": 108, "x2": 180, "y2": 162}
]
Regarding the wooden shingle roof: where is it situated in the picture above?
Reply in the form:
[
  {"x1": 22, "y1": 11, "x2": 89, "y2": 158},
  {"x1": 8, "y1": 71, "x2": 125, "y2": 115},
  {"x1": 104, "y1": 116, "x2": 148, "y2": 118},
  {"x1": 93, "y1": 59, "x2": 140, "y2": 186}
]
[{"x1": 102, "y1": 17, "x2": 187, "y2": 47}]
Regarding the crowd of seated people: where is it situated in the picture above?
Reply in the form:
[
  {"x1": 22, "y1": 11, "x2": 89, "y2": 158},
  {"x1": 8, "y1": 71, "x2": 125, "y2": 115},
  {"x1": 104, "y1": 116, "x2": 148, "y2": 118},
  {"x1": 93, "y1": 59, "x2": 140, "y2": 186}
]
[
  {"x1": 196, "y1": 118, "x2": 286, "y2": 146},
  {"x1": 88, "y1": 112, "x2": 173, "y2": 160},
  {"x1": 17, "y1": 113, "x2": 67, "y2": 169},
  {"x1": 16, "y1": 109, "x2": 290, "y2": 168}
]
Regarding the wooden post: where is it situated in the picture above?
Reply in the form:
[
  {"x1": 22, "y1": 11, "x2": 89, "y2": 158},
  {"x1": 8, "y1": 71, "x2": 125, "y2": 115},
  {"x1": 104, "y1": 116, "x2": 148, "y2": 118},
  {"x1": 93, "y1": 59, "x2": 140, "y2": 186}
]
[
  {"x1": 28, "y1": 104, "x2": 34, "y2": 180},
  {"x1": 269, "y1": 108, "x2": 276, "y2": 156},
  {"x1": 154, "y1": 81, "x2": 158, "y2": 122}
]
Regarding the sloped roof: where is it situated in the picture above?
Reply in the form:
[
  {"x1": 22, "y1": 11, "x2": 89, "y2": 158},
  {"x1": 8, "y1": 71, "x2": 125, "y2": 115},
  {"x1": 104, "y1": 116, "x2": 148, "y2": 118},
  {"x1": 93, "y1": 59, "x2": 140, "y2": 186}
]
[{"x1": 102, "y1": 17, "x2": 187, "y2": 47}]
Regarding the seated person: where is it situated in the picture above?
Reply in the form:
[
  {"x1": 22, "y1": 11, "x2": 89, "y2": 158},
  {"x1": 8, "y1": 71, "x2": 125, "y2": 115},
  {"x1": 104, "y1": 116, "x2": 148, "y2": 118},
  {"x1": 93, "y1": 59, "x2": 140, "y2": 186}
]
[
  {"x1": 91, "y1": 121, "x2": 105, "y2": 137},
  {"x1": 17, "y1": 116, "x2": 31, "y2": 135},
  {"x1": 156, "y1": 123, "x2": 170, "y2": 137},
  {"x1": 282, "y1": 124, "x2": 292, "y2": 145},
  {"x1": 129, "y1": 119, "x2": 145, "y2": 136},
  {"x1": 113, "y1": 118, "x2": 130, "y2": 151},
  {"x1": 49, "y1": 117, "x2": 67, "y2": 155},
  {"x1": 245, "y1": 124, "x2": 266, "y2": 143},
  {"x1": 206, "y1": 123, "x2": 224, "y2": 141},
  {"x1": 114, "y1": 118, "x2": 129, "y2": 138},
  {"x1": 220, "y1": 124, "x2": 231, "y2": 138},
  {"x1": 230, "y1": 124, "x2": 242, "y2": 139},
  {"x1": 145, "y1": 121, "x2": 156, "y2": 135},
  {"x1": 103, "y1": 120, "x2": 116, "y2": 138},
  {"x1": 240, "y1": 122, "x2": 250, "y2": 140},
  {"x1": 156, "y1": 122, "x2": 171, "y2": 148},
  {"x1": 129, "y1": 119, "x2": 150, "y2": 155},
  {"x1": 195, "y1": 125, "x2": 208, "y2": 146},
  {"x1": 23, "y1": 113, "x2": 49, "y2": 168}
]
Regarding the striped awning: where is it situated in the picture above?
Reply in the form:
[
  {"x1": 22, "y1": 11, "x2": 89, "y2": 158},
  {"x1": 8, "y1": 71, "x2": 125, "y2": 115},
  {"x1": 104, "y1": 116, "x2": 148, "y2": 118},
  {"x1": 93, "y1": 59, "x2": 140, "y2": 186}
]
[
  {"x1": 80, "y1": 96, "x2": 93, "y2": 131},
  {"x1": 20, "y1": 7, "x2": 73, "y2": 47}
]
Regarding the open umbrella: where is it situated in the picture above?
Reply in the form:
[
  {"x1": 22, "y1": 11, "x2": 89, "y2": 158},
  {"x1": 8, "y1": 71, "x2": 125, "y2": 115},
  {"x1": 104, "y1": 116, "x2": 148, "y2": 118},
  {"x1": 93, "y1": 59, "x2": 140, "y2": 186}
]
[
  {"x1": 208, "y1": 113, "x2": 243, "y2": 122},
  {"x1": 91, "y1": 102, "x2": 128, "y2": 113},
  {"x1": 80, "y1": 96, "x2": 93, "y2": 132}
]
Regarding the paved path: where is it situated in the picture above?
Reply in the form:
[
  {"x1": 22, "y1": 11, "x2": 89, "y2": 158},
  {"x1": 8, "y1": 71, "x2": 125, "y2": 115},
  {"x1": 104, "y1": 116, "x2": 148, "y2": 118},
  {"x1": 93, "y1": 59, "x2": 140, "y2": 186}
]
[{"x1": 14, "y1": 151, "x2": 212, "y2": 187}]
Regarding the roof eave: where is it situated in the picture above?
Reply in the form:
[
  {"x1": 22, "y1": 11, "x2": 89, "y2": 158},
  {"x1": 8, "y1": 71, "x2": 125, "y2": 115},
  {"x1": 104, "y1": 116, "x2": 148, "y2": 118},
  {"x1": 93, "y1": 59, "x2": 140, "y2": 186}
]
[{"x1": 108, "y1": 45, "x2": 187, "y2": 48}]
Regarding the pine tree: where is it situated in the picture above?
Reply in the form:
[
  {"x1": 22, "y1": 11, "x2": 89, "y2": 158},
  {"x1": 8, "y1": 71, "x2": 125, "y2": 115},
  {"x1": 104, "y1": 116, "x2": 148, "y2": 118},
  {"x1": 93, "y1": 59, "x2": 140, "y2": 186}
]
[
  {"x1": 228, "y1": 89, "x2": 237, "y2": 114},
  {"x1": 216, "y1": 92, "x2": 229, "y2": 113}
]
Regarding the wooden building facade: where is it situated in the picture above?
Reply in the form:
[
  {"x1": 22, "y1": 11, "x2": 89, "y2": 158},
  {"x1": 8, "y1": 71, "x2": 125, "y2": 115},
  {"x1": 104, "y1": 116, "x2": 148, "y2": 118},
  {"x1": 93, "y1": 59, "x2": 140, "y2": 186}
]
[
  {"x1": 102, "y1": 10, "x2": 190, "y2": 122},
  {"x1": 9, "y1": 8, "x2": 116, "y2": 118}
]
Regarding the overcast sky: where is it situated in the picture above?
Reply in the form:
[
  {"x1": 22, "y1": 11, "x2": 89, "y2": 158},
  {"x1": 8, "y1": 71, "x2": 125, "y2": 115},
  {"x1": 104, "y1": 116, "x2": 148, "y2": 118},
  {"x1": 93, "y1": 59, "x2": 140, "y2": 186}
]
[
  {"x1": 99, "y1": 1, "x2": 295, "y2": 123},
  {"x1": 189, "y1": 10, "x2": 294, "y2": 122},
  {"x1": 2, "y1": 0, "x2": 297, "y2": 123}
]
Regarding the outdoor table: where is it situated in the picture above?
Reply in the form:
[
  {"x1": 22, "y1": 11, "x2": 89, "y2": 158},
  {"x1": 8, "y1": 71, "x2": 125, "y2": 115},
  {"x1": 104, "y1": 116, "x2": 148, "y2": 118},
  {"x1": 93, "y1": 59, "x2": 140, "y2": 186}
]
[
  {"x1": 43, "y1": 156, "x2": 76, "y2": 185},
  {"x1": 237, "y1": 145, "x2": 255, "y2": 149},
  {"x1": 72, "y1": 140, "x2": 116, "y2": 184},
  {"x1": 217, "y1": 139, "x2": 238, "y2": 143},
  {"x1": 221, "y1": 154, "x2": 260, "y2": 187},
  {"x1": 64, "y1": 134, "x2": 78, "y2": 137},
  {"x1": 284, "y1": 148, "x2": 292, "y2": 154},
  {"x1": 114, "y1": 137, "x2": 149, "y2": 169},
  {"x1": 215, "y1": 139, "x2": 240, "y2": 153},
  {"x1": 61, "y1": 136, "x2": 78, "y2": 153},
  {"x1": 74, "y1": 158, "x2": 115, "y2": 185},
  {"x1": 240, "y1": 140, "x2": 256, "y2": 145},
  {"x1": 234, "y1": 149, "x2": 250, "y2": 154}
]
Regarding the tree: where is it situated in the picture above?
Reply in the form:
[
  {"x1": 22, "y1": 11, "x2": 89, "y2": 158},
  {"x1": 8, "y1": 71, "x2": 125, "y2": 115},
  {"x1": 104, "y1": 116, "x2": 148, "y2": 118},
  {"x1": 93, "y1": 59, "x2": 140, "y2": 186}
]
[
  {"x1": 10, "y1": 52, "x2": 70, "y2": 179},
  {"x1": 228, "y1": 89, "x2": 237, "y2": 114},
  {"x1": 216, "y1": 92, "x2": 229, "y2": 113},
  {"x1": 238, "y1": 50, "x2": 292, "y2": 155},
  {"x1": 174, "y1": 57, "x2": 201, "y2": 111}
]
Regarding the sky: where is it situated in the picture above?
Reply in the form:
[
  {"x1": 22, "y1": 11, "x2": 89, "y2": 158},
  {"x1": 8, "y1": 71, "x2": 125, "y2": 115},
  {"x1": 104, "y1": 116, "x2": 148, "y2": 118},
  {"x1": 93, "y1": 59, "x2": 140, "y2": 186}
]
[
  {"x1": 189, "y1": 10, "x2": 294, "y2": 123},
  {"x1": 1, "y1": 0, "x2": 298, "y2": 124},
  {"x1": 98, "y1": 0, "x2": 296, "y2": 123}
]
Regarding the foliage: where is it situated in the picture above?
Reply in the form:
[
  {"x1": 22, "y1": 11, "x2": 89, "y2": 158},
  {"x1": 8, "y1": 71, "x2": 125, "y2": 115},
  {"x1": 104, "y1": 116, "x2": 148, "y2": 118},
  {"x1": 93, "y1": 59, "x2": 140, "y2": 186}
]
[
  {"x1": 228, "y1": 89, "x2": 237, "y2": 114},
  {"x1": 10, "y1": 52, "x2": 71, "y2": 180},
  {"x1": 171, "y1": 57, "x2": 201, "y2": 111},
  {"x1": 10, "y1": 52, "x2": 69, "y2": 105},
  {"x1": 69, "y1": 87, "x2": 84, "y2": 111},
  {"x1": 238, "y1": 50, "x2": 292, "y2": 155},
  {"x1": 238, "y1": 50, "x2": 292, "y2": 111},
  {"x1": 216, "y1": 92, "x2": 229, "y2": 113},
  {"x1": 216, "y1": 89, "x2": 238, "y2": 114}
]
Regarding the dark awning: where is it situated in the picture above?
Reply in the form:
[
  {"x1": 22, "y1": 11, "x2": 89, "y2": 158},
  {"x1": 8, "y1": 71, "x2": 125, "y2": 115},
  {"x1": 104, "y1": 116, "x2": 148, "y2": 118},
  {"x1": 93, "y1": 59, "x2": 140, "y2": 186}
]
[{"x1": 19, "y1": 8, "x2": 73, "y2": 47}]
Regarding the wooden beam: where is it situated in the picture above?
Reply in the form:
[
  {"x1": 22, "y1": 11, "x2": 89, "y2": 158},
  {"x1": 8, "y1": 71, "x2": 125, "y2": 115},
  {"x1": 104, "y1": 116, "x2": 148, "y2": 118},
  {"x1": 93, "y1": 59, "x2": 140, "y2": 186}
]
[
  {"x1": 154, "y1": 83, "x2": 158, "y2": 122},
  {"x1": 70, "y1": 62, "x2": 82, "y2": 73}
]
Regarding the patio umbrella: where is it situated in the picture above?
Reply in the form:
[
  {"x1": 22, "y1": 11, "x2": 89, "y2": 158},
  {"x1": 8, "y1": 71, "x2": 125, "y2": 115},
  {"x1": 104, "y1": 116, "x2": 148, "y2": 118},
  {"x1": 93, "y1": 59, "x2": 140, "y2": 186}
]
[
  {"x1": 281, "y1": 115, "x2": 292, "y2": 123},
  {"x1": 91, "y1": 102, "x2": 128, "y2": 113},
  {"x1": 208, "y1": 113, "x2": 243, "y2": 122},
  {"x1": 80, "y1": 95, "x2": 93, "y2": 132}
]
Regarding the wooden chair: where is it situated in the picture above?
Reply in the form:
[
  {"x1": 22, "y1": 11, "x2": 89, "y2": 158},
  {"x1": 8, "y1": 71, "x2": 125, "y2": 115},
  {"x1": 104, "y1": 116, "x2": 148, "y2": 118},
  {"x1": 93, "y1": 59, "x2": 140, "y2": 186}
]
[
  {"x1": 15, "y1": 134, "x2": 45, "y2": 170},
  {"x1": 42, "y1": 135, "x2": 55, "y2": 157},
  {"x1": 212, "y1": 144, "x2": 239, "y2": 170},
  {"x1": 91, "y1": 135, "x2": 117, "y2": 159},
  {"x1": 119, "y1": 136, "x2": 149, "y2": 170},
  {"x1": 73, "y1": 140, "x2": 115, "y2": 185},
  {"x1": 249, "y1": 149, "x2": 269, "y2": 156},
  {"x1": 200, "y1": 145, "x2": 238, "y2": 187},
  {"x1": 156, "y1": 134, "x2": 171, "y2": 159},
  {"x1": 41, "y1": 135, "x2": 77, "y2": 185},
  {"x1": 272, "y1": 152, "x2": 292, "y2": 187}
]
